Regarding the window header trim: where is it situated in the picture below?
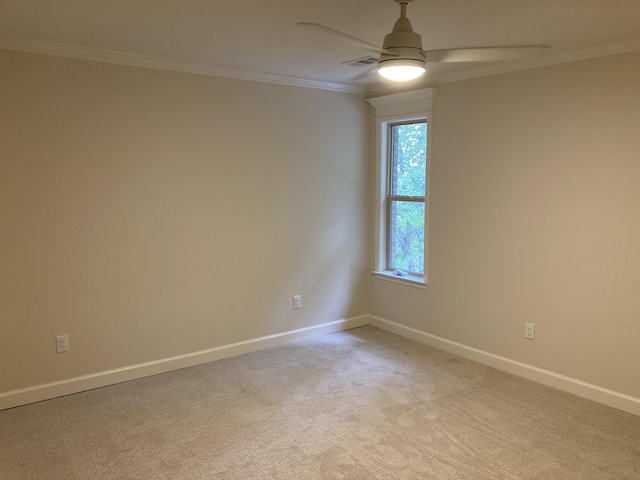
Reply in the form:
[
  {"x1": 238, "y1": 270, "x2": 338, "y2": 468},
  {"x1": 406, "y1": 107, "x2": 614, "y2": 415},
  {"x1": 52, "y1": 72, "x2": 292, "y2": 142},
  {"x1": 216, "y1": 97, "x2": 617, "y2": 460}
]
[{"x1": 367, "y1": 88, "x2": 436, "y2": 119}]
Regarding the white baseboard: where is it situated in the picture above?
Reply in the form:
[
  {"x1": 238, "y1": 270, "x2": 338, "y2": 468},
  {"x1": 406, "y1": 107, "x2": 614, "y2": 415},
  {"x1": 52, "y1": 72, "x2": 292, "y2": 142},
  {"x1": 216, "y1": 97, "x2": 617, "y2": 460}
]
[
  {"x1": 4, "y1": 314, "x2": 638, "y2": 417},
  {"x1": 369, "y1": 315, "x2": 640, "y2": 417},
  {"x1": 0, "y1": 315, "x2": 369, "y2": 411}
]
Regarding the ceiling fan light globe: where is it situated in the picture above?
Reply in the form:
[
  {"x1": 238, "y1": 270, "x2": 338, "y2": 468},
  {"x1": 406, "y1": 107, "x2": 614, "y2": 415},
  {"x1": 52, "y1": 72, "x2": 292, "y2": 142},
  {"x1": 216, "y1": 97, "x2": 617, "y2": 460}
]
[{"x1": 378, "y1": 60, "x2": 426, "y2": 82}]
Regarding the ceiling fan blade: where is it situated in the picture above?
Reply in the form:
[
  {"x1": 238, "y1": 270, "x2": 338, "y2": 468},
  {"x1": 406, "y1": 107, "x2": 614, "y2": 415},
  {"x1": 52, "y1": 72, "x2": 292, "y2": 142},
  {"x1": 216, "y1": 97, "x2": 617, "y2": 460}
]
[
  {"x1": 424, "y1": 46, "x2": 550, "y2": 63},
  {"x1": 296, "y1": 22, "x2": 387, "y2": 56}
]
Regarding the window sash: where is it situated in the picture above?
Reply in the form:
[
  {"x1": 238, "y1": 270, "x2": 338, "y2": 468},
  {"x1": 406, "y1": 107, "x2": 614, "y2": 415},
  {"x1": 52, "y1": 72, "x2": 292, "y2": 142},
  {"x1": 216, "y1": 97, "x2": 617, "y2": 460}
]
[
  {"x1": 386, "y1": 198, "x2": 426, "y2": 275},
  {"x1": 388, "y1": 120, "x2": 427, "y2": 198}
]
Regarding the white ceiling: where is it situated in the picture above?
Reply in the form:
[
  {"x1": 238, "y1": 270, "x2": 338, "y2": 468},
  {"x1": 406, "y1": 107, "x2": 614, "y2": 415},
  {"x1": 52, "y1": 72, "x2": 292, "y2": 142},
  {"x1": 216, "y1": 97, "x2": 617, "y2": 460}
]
[{"x1": 2, "y1": 0, "x2": 640, "y2": 94}]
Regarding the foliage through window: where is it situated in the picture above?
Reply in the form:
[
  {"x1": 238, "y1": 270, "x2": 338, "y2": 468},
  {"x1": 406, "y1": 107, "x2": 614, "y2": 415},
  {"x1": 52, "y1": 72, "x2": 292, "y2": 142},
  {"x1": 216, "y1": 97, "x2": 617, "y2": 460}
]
[{"x1": 387, "y1": 121, "x2": 427, "y2": 276}]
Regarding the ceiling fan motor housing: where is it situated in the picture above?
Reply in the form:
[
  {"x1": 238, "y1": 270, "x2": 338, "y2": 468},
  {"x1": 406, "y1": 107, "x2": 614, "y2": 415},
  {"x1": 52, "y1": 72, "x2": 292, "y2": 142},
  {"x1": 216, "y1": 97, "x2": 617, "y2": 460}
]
[{"x1": 379, "y1": 10, "x2": 425, "y2": 66}]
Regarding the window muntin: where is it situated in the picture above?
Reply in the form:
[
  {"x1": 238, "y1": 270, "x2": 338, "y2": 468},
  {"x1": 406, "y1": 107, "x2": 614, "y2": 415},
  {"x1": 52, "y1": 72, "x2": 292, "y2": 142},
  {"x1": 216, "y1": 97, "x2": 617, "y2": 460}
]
[{"x1": 386, "y1": 121, "x2": 427, "y2": 276}]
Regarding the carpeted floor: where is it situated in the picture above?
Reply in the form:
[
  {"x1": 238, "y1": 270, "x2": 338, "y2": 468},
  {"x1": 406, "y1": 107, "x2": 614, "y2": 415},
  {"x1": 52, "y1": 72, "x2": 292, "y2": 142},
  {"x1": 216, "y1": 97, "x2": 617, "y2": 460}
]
[{"x1": 1, "y1": 326, "x2": 639, "y2": 479}]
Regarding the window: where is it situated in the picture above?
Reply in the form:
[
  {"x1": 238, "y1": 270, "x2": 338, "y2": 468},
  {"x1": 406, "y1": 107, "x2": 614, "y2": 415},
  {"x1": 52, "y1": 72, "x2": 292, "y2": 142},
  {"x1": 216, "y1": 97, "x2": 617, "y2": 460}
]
[
  {"x1": 387, "y1": 121, "x2": 427, "y2": 276},
  {"x1": 367, "y1": 88, "x2": 434, "y2": 287}
]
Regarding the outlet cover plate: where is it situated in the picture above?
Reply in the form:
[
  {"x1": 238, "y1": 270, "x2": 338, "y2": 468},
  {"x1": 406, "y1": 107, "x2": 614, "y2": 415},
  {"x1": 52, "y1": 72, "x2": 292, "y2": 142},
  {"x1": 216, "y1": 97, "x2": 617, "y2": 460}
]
[
  {"x1": 56, "y1": 335, "x2": 69, "y2": 353},
  {"x1": 524, "y1": 323, "x2": 535, "y2": 340}
]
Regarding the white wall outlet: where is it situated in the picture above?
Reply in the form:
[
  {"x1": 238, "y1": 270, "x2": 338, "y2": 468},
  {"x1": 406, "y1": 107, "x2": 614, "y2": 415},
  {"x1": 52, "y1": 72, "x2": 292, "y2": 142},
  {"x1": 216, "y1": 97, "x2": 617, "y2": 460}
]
[
  {"x1": 524, "y1": 323, "x2": 535, "y2": 340},
  {"x1": 56, "y1": 335, "x2": 69, "y2": 353},
  {"x1": 293, "y1": 295, "x2": 301, "y2": 309}
]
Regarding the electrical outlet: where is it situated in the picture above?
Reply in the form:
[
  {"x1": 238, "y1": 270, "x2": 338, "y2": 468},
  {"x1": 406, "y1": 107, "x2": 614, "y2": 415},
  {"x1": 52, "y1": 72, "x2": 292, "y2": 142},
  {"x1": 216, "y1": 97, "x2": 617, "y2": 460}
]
[
  {"x1": 56, "y1": 335, "x2": 69, "y2": 353},
  {"x1": 524, "y1": 323, "x2": 535, "y2": 340},
  {"x1": 293, "y1": 295, "x2": 301, "y2": 309}
]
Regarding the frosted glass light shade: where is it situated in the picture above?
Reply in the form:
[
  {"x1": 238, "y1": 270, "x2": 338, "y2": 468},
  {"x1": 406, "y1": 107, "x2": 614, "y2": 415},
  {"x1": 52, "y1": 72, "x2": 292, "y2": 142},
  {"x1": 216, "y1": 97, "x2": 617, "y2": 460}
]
[{"x1": 378, "y1": 59, "x2": 426, "y2": 82}]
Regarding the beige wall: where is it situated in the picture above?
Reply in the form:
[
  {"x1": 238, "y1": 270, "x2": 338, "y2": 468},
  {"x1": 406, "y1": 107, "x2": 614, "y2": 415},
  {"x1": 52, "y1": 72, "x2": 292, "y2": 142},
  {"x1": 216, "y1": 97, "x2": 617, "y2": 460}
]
[
  {"x1": 371, "y1": 51, "x2": 640, "y2": 398},
  {"x1": 0, "y1": 50, "x2": 370, "y2": 393},
  {"x1": 2, "y1": 46, "x2": 639, "y2": 403}
]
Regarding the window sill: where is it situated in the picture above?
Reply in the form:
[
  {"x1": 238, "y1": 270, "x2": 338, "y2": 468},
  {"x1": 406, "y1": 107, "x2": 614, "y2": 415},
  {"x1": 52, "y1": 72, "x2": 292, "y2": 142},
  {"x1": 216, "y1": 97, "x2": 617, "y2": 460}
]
[{"x1": 372, "y1": 271, "x2": 428, "y2": 289}]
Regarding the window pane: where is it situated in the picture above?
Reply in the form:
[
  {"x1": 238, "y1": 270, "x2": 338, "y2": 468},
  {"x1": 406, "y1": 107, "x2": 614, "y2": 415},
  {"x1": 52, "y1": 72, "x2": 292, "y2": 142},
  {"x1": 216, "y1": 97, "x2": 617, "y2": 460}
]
[
  {"x1": 389, "y1": 200, "x2": 425, "y2": 275},
  {"x1": 391, "y1": 122, "x2": 427, "y2": 197}
]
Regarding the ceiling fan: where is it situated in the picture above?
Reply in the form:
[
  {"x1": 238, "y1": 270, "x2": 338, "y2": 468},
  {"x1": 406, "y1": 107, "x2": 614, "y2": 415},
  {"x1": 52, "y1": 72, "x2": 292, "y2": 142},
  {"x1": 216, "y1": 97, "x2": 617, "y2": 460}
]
[{"x1": 298, "y1": 0, "x2": 550, "y2": 82}]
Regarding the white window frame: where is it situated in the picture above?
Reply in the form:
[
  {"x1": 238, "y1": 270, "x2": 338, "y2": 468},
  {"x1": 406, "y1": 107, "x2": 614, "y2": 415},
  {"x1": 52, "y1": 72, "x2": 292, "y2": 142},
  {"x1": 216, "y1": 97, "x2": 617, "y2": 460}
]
[{"x1": 367, "y1": 89, "x2": 435, "y2": 288}]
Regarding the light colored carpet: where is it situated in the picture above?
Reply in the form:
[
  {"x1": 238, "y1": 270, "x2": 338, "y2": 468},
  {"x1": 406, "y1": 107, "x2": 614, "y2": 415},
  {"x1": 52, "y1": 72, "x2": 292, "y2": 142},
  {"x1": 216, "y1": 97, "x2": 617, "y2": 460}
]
[{"x1": 1, "y1": 326, "x2": 638, "y2": 479}]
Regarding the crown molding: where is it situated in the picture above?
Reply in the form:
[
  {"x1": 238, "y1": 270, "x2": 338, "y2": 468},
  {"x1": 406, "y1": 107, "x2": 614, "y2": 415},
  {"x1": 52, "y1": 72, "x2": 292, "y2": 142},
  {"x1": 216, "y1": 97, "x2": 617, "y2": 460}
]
[
  {"x1": 366, "y1": 38, "x2": 640, "y2": 96},
  {"x1": 3, "y1": 35, "x2": 638, "y2": 98},
  {"x1": 0, "y1": 36, "x2": 367, "y2": 95}
]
